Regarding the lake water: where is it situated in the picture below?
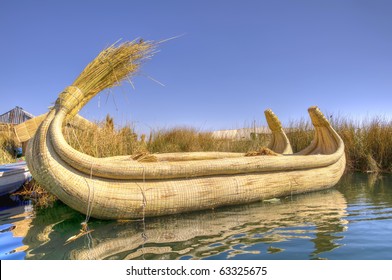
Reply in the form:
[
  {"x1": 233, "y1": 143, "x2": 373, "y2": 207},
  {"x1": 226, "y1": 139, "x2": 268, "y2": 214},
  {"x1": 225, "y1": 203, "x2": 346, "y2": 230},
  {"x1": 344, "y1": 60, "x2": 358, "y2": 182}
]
[{"x1": 1, "y1": 173, "x2": 392, "y2": 260}]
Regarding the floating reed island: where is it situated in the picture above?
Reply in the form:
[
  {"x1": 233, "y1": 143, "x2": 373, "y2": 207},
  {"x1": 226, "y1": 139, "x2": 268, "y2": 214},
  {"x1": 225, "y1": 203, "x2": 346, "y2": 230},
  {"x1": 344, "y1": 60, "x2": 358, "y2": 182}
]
[{"x1": 24, "y1": 40, "x2": 346, "y2": 219}]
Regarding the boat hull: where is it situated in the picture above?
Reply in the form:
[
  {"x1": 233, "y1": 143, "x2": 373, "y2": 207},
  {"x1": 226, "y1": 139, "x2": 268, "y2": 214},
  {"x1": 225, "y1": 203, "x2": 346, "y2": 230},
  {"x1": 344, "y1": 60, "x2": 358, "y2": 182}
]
[
  {"x1": 27, "y1": 119, "x2": 345, "y2": 219},
  {"x1": 0, "y1": 162, "x2": 31, "y2": 196}
]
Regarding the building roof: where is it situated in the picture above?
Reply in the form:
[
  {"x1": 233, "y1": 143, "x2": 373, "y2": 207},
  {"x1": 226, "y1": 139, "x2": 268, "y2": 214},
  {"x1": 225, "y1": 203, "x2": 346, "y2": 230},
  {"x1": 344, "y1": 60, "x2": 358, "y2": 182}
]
[{"x1": 0, "y1": 106, "x2": 34, "y2": 124}]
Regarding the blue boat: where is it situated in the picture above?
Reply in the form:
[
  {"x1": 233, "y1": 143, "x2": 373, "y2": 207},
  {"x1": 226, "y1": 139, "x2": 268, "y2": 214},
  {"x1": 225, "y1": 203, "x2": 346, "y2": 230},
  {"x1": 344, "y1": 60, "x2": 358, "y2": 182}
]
[{"x1": 0, "y1": 162, "x2": 31, "y2": 196}]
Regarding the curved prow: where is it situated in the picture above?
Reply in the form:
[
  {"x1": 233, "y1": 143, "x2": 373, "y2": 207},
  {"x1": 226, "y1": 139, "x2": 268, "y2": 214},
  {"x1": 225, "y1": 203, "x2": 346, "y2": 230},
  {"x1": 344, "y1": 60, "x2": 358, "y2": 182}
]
[
  {"x1": 297, "y1": 106, "x2": 343, "y2": 155},
  {"x1": 264, "y1": 109, "x2": 293, "y2": 154}
]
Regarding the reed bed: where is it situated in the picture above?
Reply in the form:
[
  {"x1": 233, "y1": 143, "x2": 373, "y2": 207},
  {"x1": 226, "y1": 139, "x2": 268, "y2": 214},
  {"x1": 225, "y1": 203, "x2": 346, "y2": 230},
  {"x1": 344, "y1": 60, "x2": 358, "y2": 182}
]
[
  {"x1": 0, "y1": 124, "x2": 18, "y2": 164},
  {"x1": 287, "y1": 115, "x2": 392, "y2": 173},
  {"x1": 337, "y1": 117, "x2": 392, "y2": 173},
  {"x1": 1, "y1": 114, "x2": 392, "y2": 173},
  {"x1": 13, "y1": 179, "x2": 57, "y2": 208},
  {"x1": 0, "y1": 146, "x2": 14, "y2": 164},
  {"x1": 147, "y1": 115, "x2": 392, "y2": 173},
  {"x1": 63, "y1": 115, "x2": 145, "y2": 158},
  {"x1": 147, "y1": 127, "x2": 269, "y2": 153},
  {"x1": 64, "y1": 120, "x2": 271, "y2": 158}
]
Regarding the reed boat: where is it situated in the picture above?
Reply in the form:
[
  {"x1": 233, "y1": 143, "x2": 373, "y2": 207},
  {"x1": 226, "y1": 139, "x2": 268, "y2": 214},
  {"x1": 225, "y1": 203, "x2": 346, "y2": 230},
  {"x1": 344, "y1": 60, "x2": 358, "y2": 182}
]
[{"x1": 25, "y1": 41, "x2": 346, "y2": 220}]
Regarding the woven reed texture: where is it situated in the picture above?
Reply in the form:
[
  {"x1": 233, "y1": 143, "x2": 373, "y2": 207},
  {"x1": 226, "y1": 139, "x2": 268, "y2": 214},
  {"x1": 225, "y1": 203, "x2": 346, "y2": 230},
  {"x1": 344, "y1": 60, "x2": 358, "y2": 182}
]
[
  {"x1": 26, "y1": 42, "x2": 346, "y2": 220},
  {"x1": 14, "y1": 113, "x2": 94, "y2": 142},
  {"x1": 14, "y1": 114, "x2": 46, "y2": 143}
]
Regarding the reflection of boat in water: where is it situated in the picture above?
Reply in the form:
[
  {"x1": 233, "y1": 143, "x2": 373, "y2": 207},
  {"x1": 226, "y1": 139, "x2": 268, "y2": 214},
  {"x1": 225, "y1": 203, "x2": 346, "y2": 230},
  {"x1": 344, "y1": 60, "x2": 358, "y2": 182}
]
[
  {"x1": 22, "y1": 189, "x2": 348, "y2": 260},
  {"x1": 25, "y1": 42, "x2": 346, "y2": 219},
  {"x1": 0, "y1": 197, "x2": 33, "y2": 258}
]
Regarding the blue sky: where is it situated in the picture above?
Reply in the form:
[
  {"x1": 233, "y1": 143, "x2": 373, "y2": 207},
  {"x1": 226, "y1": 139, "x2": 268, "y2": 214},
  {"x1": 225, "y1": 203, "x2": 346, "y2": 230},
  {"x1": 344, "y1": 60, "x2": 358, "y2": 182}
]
[{"x1": 1, "y1": 0, "x2": 391, "y2": 133}]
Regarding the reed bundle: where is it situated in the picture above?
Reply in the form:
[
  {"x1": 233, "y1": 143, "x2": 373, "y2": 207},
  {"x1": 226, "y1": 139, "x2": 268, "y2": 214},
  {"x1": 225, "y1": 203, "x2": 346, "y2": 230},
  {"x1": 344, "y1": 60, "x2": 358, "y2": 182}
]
[
  {"x1": 58, "y1": 40, "x2": 154, "y2": 118},
  {"x1": 15, "y1": 113, "x2": 97, "y2": 143},
  {"x1": 13, "y1": 40, "x2": 154, "y2": 145}
]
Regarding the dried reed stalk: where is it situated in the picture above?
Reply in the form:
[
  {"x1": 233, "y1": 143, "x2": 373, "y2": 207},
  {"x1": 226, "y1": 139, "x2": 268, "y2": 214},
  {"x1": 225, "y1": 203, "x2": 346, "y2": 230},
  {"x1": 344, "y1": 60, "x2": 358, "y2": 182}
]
[{"x1": 57, "y1": 40, "x2": 154, "y2": 118}]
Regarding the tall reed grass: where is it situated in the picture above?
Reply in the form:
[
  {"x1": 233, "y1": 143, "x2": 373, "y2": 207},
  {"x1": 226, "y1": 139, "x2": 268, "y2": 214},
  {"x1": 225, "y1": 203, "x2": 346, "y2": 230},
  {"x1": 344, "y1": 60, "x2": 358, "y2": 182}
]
[
  {"x1": 147, "y1": 127, "x2": 270, "y2": 153},
  {"x1": 286, "y1": 115, "x2": 392, "y2": 173},
  {"x1": 146, "y1": 115, "x2": 392, "y2": 173},
  {"x1": 64, "y1": 121, "x2": 270, "y2": 158},
  {"x1": 338, "y1": 116, "x2": 392, "y2": 172},
  {"x1": 0, "y1": 124, "x2": 18, "y2": 164},
  {"x1": 1, "y1": 115, "x2": 392, "y2": 173},
  {"x1": 64, "y1": 115, "x2": 145, "y2": 158}
]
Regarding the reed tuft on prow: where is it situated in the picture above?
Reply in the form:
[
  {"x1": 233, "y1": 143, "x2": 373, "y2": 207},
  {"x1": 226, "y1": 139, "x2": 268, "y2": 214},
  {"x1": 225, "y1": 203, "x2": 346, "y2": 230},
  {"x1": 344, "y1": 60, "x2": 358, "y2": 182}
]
[{"x1": 58, "y1": 39, "x2": 155, "y2": 118}]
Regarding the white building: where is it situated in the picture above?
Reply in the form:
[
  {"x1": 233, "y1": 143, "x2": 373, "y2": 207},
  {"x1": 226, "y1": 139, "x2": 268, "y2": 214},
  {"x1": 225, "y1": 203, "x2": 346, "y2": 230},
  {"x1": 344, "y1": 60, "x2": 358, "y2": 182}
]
[{"x1": 211, "y1": 127, "x2": 271, "y2": 140}]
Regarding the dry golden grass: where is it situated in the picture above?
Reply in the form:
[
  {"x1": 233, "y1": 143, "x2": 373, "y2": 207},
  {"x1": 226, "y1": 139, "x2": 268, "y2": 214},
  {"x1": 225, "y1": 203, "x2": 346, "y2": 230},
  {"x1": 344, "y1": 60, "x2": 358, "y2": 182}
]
[
  {"x1": 0, "y1": 124, "x2": 18, "y2": 164},
  {"x1": 147, "y1": 126, "x2": 270, "y2": 154},
  {"x1": 63, "y1": 120, "x2": 272, "y2": 160},
  {"x1": 63, "y1": 116, "x2": 145, "y2": 158},
  {"x1": 287, "y1": 115, "x2": 392, "y2": 173},
  {"x1": 338, "y1": 117, "x2": 392, "y2": 173},
  {"x1": 286, "y1": 118, "x2": 313, "y2": 153},
  {"x1": 131, "y1": 115, "x2": 392, "y2": 173},
  {"x1": 13, "y1": 179, "x2": 57, "y2": 208},
  {"x1": 148, "y1": 127, "x2": 216, "y2": 153},
  {"x1": 0, "y1": 146, "x2": 14, "y2": 164},
  {"x1": 2, "y1": 112, "x2": 392, "y2": 174},
  {"x1": 245, "y1": 147, "x2": 280, "y2": 157},
  {"x1": 62, "y1": 40, "x2": 154, "y2": 119}
]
